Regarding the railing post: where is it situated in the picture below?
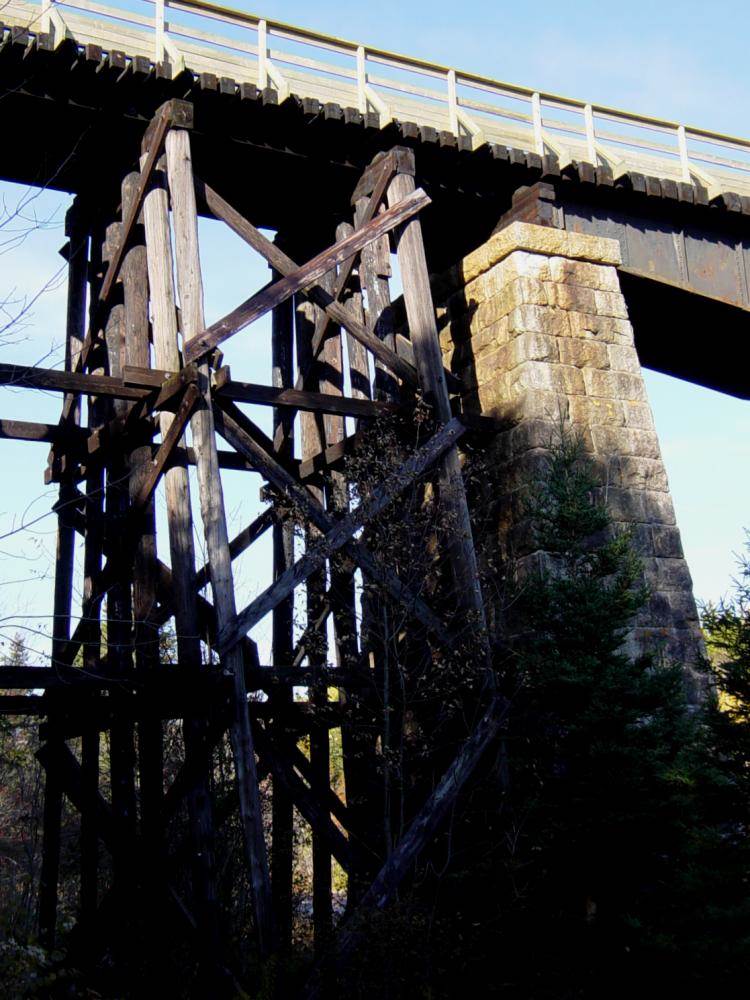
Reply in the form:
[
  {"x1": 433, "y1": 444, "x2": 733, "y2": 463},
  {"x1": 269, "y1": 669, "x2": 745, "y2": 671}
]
[
  {"x1": 40, "y1": 0, "x2": 52, "y2": 34},
  {"x1": 357, "y1": 45, "x2": 367, "y2": 115},
  {"x1": 354, "y1": 45, "x2": 391, "y2": 125},
  {"x1": 584, "y1": 103, "x2": 597, "y2": 165},
  {"x1": 447, "y1": 68, "x2": 459, "y2": 136},
  {"x1": 531, "y1": 92, "x2": 545, "y2": 156},
  {"x1": 258, "y1": 18, "x2": 268, "y2": 90},
  {"x1": 155, "y1": 0, "x2": 165, "y2": 64},
  {"x1": 677, "y1": 124, "x2": 692, "y2": 183},
  {"x1": 40, "y1": 0, "x2": 65, "y2": 44}
]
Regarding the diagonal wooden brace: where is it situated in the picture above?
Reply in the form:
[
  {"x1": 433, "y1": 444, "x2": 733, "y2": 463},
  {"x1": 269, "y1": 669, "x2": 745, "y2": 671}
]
[
  {"x1": 212, "y1": 399, "x2": 451, "y2": 643},
  {"x1": 195, "y1": 177, "x2": 419, "y2": 386},
  {"x1": 301, "y1": 695, "x2": 509, "y2": 1000},
  {"x1": 129, "y1": 383, "x2": 200, "y2": 515},
  {"x1": 306, "y1": 153, "x2": 397, "y2": 364},
  {"x1": 183, "y1": 186, "x2": 431, "y2": 363},
  {"x1": 217, "y1": 417, "x2": 468, "y2": 654},
  {"x1": 46, "y1": 101, "x2": 191, "y2": 477},
  {"x1": 37, "y1": 740, "x2": 121, "y2": 853},
  {"x1": 253, "y1": 724, "x2": 350, "y2": 871}
]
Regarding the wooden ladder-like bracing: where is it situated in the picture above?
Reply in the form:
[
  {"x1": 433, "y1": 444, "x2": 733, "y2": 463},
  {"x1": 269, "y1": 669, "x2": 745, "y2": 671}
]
[{"x1": 0, "y1": 99, "x2": 506, "y2": 989}]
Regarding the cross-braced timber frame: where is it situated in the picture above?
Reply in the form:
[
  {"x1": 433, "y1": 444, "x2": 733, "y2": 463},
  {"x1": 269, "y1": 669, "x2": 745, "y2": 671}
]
[{"x1": 0, "y1": 98, "x2": 506, "y2": 987}]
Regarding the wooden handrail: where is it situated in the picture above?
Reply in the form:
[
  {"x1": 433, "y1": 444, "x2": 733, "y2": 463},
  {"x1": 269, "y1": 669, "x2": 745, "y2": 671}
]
[{"x1": 6, "y1": 0, "x2": 750, "y2": 193}]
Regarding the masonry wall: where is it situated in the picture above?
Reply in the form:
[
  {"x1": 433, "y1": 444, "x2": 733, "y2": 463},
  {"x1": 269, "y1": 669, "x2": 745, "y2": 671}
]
[{"x1": 434, "y1": 222, "x2": 706, "y2": 702}]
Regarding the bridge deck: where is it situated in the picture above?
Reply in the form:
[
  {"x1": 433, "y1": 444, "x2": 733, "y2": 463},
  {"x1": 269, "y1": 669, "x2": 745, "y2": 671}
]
[
  {"x1": 4, "y1": 0, "x2": 750, "y2": 200},
  {"x1": 1, "y1": 1, "x2": 749, "y2": 402}
]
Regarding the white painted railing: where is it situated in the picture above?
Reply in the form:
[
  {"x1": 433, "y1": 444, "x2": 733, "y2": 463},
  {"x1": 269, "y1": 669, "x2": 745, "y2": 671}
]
[{"x1": 6, "y1": 0, "x2": 750, "y2": 198}]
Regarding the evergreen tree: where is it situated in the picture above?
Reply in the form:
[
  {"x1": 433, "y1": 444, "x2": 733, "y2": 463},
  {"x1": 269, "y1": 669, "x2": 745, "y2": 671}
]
[
  {"x1": 345, "y1": 433, "x2": 750, "y2": 999},
  {"x1": 490, "y1": 433, "x2": 711, "y2": 996},
  {"x1": 703, "y1": 540, "x2": 750, "y2": 771}
]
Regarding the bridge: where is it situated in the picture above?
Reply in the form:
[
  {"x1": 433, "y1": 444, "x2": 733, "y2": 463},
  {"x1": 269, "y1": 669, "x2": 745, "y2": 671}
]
[
  {"x1": 0, "y1": 2, "x2": 745, "y2": 989},
  {"x1": 3, "y1": 0, "x2": 749, "y2": 399}
]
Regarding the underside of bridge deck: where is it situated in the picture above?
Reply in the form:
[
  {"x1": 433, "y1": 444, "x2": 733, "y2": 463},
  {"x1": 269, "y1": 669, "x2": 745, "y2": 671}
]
[{"x1": 2, "y1": 27, "x2": 748, "y2": 402}]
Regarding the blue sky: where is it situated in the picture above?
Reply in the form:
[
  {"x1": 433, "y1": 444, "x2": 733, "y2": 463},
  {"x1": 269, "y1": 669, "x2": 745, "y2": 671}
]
[{"x1": 1, "y1": 0, "x2": 749, "y2": 661}]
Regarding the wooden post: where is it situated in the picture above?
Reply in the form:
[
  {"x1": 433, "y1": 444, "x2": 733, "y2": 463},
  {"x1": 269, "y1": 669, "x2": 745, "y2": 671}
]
[
  {"x1": 98, "y1": 217, "x2": 138, "y2": 923},
  {"x1": 40, "y1": 197, "x2": 89, "y2": 948},
  {"x1": 140, "y1": 148, "x2": 219, "y2": 962},
  {"x1": 354, "y1": 197, "x2": 397, "y2": 402},
  {"x1": 121, "y1": 171, "x2": 163, "y2": 892},
  {"x1": 80, "y1": 711, "x2": 99, "y2": 935},
  {"x1": 327, "y1": 224, "x2": 370, "y2": 902},
  {"x1": 165, "y1": 124, "x2": 274, "y2": 957},
  {"x1": 295, "y1": 280, "x2": 333, "y2": 955},
  {"x1": 84, "y1": 217, "x2": 114, "y2": 941},
  {"x1": 386, "y1": 152, "x2": 487, "y2": 635},
  {"x1": 270, "y1": 259, "x2": 295, "y2": 955},
  {"x1": 335, "y1": 221, "x2": 371, "y2": 404},
  {"x1": 331, "y1": 222, "x2": 377, "y2": 907},
  {"x1": 37, "y1": 741, "x2": 62, "y2": 949},
  {"x1": 52, "y1": 199, "x2": 88, "y2": 668},
  {"x1": 103, "y1": 218, "x2": 133, "y2": 683},
  {"x1": 353, "y1": 179, "x2": 401, "y2": 870}
]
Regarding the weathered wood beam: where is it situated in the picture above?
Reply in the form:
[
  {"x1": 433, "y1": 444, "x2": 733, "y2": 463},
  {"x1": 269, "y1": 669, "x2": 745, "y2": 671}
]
[
  {"x1": 129, "y1": 383, "x2": 199, "y2": 514},
  {"x1": 359, "y1": 697, "x2": 506, "y2": 908},
  {"x1": 166, "y1": 125, "x2": 274, "y2": 957},
  {"x1": 37, "y1": 741, "x2": 120, "y2": 853},
  {"x1": 302, "y1": 696, "x2": 508, "y2": 1000},
  {"x1": 37, "y1": 738, "x2": 62, "y2": 948},
  {"x1": 270, "y1": 268, "x2": 295, "y2": 954},
  {"x1": 0, "y1": 418, "x2": 87, "y2": 445},
  {"x1": 294, "y1": 280, "x2": 334, "y2": 959},
  {"x1": 254, "y1": 725, "x2": 350, "y2": 872},
  {"x1": 0, "y1": 363, "x2": 197, "y2": 415},
  {"x1": 0, "y1": 362, "x2": 149, "y2": 400},
  {"x1": 304, "y1": 155, "x2": 396, "y2": 367},
  {"x1": 120, "y1": 170, "x2": 162, "y2": 905},
  {"x1": 0, "y1": 664, "x2": 366, "y2": 691},
  {"x1": 217, "y1": 417, "x2": 468, "y2": 654},
  {"x1": 72, "y1": 103, "x2": 190, "y2": 376},
  {"x1": 194, "y1": 507, "x2": 275, "y2": 593},
  {"x1": 327, "y1": 221, "x2": 374, "y2": 909},
  {"x1": 45, "y1": 102, "x2": 190, "y2": 478},
  {"x1": 98, "y1": 103, "x2": 189, "y2": 308},
  {"x1": 213, "y1": 371, "x2": 397, "y2": 419},
  {"x1": 291, "y1": 596, "x2": 332, "y2": 668},
  {"x1": 1, "y1": 694, "x2": 350, "y2": 729},
  {"x1": 183, "y1": 186, "x2": 431, "y2": 363},
  {"x1": 18, "y1": 698, "x2": 349, "y2": 740},
  {"x1": 45, "y1": 197, "x2": 88, "y2": 948},
  {"x1": 387, "y1": 153, "x2": 489, "y2": 641},
  {"x1": 350, "y1": 148, "x2": 414, "y2": 205},
  {"x1": 212, "y1": 399, "x2": 451, "y2": 642},
  {"x1": 195, "y1": 177, "x2": 419, "y2": 386},
  {"x1": 297, "y1": 434, "x2": 357, "y2": 482},
  {"x1": 335, "y1": 220, "x2": 372, "y2": 404},
  {"x1": 288, "y1": 741, "x2": 351, "y2": 828},
  {"x1": 355, "y1": 183, "x2": 398, "y2": 404}
]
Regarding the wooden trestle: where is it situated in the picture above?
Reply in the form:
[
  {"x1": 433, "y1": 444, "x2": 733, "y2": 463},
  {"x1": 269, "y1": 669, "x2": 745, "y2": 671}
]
[{"x1": 0, "y1": 98, "x2": 506, "y2": 984}]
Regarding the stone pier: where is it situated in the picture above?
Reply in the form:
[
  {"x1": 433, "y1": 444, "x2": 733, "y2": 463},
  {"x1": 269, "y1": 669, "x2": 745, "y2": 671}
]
[{"x1": 434, "y1": 221, "x2": 706, "y2": 701}]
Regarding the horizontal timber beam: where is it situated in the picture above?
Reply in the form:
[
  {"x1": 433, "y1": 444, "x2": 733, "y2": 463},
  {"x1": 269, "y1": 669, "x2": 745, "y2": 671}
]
[
  {"x1": 213, "y1": 370, "x2": 400, "y2": 419},
  {"x1": 0, "y1": 664, "x2": 367, "y2": 692},
  {"x1": 0, "y1": 363, "x2": 150, "y2": 401},
  {"x1": 0, "y1": 419, "x2": 88, "y2": 445},
  {"x1": 1, "y1": 363, "x2": 197, "y2": 408}
]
